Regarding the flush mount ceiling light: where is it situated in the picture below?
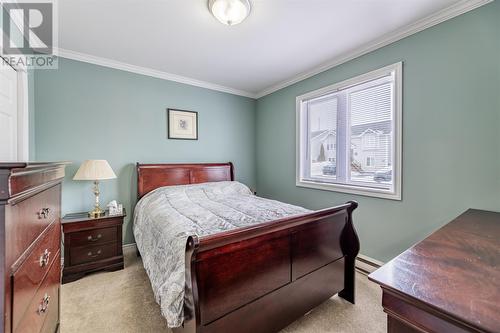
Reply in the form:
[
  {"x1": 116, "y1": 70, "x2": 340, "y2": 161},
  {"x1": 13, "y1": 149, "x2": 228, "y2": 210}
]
[{"x1": 208, "y1": 0, "x2": 251, "y2": 26}]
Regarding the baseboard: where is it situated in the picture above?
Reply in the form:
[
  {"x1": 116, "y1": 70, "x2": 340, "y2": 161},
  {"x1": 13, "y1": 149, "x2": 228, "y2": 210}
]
[
  {"x1": 122, "y1": 242, "x2": 138, "y2": 256},
  {"x1": 122, "y1": 242, "x2": 383, "y2": 275},
  {"x1": 355, "y1": 254, "x2": 384, "y2": 275}
]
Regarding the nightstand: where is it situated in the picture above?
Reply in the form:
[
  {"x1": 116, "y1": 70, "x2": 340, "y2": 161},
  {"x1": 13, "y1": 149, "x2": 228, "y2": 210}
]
[{"x1": 61, "y1": 209, "x2": 126, "y2": 284}]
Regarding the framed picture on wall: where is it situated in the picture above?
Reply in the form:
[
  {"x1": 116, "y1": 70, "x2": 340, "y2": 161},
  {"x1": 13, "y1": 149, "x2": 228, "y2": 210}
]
[{"x1": 167, "y1": 109, "x2": 198, "y2": 140}]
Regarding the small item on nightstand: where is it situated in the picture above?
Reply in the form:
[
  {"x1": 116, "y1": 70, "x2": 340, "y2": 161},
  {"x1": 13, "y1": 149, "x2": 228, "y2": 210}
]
[{"x1": 107, "y1": 200, "x2": 123, "y2": 216}]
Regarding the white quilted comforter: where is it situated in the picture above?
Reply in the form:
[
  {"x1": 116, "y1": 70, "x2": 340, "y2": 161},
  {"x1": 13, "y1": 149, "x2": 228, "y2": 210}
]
[{"x1": 133, "y1": 181, "x2": 310, "y2": 327}]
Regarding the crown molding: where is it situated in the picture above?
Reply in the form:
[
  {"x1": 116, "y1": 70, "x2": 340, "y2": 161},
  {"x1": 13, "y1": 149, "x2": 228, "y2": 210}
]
[
  {"x1": 55, "y1": 0, "x2": 492, "y2": 100},
  {"x1": 255, "y1": 0, "x2": 493, "y2": 98},
  {"x1": 56, "y1": 48, "x2": 257, "y2": 99}
]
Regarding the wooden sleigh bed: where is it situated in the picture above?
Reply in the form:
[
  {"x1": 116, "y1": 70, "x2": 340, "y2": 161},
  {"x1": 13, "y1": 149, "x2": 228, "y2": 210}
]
[{"x1": 136, "y1": 162, "x2": 360, "y2": 333}]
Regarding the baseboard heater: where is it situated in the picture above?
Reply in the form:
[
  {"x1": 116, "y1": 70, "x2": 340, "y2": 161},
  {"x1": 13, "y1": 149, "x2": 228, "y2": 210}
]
[{"x1": 355, "y1": 254, "x2": 384, "y2": 274}]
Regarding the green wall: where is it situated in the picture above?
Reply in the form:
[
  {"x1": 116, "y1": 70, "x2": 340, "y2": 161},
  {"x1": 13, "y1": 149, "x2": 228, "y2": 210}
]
[
  {"x1": 256, "y1": 2, "x2": 500, "y2": 262},
  {"x1": 34, "y1": 2, "x2": 500, "y2": 259},
  {"x1": 35, "y1": 58, "x2": 256, "y2": 244}
]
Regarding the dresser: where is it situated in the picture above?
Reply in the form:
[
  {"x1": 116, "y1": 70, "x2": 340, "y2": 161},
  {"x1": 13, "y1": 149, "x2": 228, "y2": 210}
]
[
  {"x1": 0, "y1": 162, "x2": 67, "y2": 333},
  {"x1": 369, "y1": 210, "x2": 500, "y2": 333}
]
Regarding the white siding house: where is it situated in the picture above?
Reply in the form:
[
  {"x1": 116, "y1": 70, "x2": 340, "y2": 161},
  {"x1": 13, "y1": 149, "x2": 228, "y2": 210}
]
[
  {"x1": 351, "y1": 120, "x2": 392, "y2": 172},
  {"x1": 310, "y1": 130, "x2": 336, "y2": 163},
  {"x1": 310, "y1": 120, "x2": 392, "y2": 174}
]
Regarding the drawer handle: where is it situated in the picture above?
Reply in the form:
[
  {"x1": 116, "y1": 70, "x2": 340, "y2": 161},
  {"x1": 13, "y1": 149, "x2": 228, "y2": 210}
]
[
  {"x1": 37, "y1": 208, "x2": 51, "y2": 219},
  {"x1": 87, "y1": 234, "x2": 102, "y2": 242},
  {"x1": 37, "y1": 293, "x2": 50, "y2": 314},
  {"x1": 39, "y1": 249, "x2": 51, "y2": 267},
  {"x1": 87, "y1": 249, "x2": 102, "y2": 258}
]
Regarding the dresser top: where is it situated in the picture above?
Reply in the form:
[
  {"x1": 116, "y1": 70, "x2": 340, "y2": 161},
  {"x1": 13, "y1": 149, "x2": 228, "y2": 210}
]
[
  {"x1": 0, "y1": 162, "x2": 70, "y2": 201},
  {"x1": 369, "y1": 209, "x2": 500, "y2": 333},
  {"x1": 0, "y1": 161, "x2": 70, "y2": 170}
]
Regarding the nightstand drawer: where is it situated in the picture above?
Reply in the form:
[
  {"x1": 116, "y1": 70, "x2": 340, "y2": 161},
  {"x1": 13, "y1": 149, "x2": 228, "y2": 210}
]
[
  {"x1": 69, "y1": 227, "x2": 117, "y2": 247},
  {"x1": 70, "y1": 243, "x2": 117, "y2": 266}
]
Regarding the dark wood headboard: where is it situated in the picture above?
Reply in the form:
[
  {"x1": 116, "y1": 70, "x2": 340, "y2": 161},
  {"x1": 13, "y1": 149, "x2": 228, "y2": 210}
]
[{"x1": 136, "y1": 162, "x2": 234, "y2": 199}]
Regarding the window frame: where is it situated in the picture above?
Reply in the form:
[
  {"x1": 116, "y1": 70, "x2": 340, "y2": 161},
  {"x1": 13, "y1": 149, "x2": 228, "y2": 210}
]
[{"x1": 295, "y1": 62, "x2": 402, "y2": 200}]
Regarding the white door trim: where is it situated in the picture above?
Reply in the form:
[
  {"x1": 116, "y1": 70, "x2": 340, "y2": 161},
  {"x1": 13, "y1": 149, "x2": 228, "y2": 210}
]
[
  {"x1": 1, "y1": 12, "x2": 30, "y2": 160},
  {"x1": 0, "y1": 56, "x2": 30, "y2": 161},
  {"x1": 17, "y1": 69, "x2": 29, "y2": 161}
]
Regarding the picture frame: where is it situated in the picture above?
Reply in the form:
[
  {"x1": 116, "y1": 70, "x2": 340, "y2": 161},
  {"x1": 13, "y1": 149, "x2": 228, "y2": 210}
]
[{"x1": 167, "y1": 108, "x2": 198, "y2": 140}]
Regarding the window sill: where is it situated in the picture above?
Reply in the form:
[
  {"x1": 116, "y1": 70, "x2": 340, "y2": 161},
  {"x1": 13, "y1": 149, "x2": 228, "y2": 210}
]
[{"x1": 296, "y1": 179, "x2": 401, "y2": 200}]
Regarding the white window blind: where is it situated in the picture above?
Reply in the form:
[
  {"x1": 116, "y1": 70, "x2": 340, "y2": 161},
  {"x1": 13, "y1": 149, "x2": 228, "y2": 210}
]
[{"x1": 296, "y1": 63, "x2": 402, "y2": 200}]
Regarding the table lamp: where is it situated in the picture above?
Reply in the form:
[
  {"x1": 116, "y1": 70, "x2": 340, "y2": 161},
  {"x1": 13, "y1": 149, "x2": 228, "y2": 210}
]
[{"x1": 73, "y1": 160, "x2": 116, "y2": 218}]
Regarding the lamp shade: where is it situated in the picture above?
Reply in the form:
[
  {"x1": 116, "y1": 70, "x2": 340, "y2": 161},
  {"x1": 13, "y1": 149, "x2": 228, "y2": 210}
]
[{"x1": 73, "y1": 160, "x2": 116, "y2": 181}]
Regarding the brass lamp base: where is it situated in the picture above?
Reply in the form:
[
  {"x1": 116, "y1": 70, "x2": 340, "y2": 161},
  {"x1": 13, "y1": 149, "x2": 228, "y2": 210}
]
[
  {"x1": 88, "y1": 207, "x2": 105, "y2": 219},
  {"x1": 88, "y1": 180, "x2": 105, "y2": 218}
]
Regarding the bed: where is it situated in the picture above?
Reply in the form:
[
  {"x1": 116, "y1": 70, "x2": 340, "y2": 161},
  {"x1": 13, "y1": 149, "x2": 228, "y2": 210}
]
[{"x1": 134, "y1": 162, "x2": 359, "y2": 333}]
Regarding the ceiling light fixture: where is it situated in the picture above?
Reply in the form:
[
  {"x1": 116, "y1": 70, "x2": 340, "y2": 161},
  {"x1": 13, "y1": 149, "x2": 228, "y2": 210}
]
[{"x1": 208, "y1": 0, "x2": 251, "y2": 26}]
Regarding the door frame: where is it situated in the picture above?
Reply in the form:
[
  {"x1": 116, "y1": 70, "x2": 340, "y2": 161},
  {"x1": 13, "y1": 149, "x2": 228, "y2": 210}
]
[{"x1": 0, "y1": 55, "x2": 30, "y2": 161}]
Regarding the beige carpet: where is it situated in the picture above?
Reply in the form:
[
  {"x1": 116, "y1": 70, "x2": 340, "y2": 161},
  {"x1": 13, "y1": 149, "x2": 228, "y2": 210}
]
[{"x1": 61, "y1": 250, "x2": 386, "y2": 333}]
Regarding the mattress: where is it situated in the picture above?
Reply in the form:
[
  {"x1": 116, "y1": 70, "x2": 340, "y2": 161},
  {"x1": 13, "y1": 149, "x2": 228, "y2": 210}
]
[{"x1": 133, "y1": 181, "x2": 310, "y2": 327}]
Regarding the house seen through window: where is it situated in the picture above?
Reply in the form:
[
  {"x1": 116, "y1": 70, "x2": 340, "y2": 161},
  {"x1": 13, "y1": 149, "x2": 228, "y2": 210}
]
[{"x1": 296, "y1": 63, "x2": 402, "y2": 200}]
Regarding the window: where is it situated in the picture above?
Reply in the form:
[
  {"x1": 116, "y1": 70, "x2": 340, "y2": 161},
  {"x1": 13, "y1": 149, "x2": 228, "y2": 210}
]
[{"x1": 296, "y1": 63, "x2": 402, "y2": 200}]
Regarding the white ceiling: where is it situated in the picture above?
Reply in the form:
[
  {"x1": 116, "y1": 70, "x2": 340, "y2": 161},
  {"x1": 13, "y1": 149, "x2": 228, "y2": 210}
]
[{"x1": 58, "y1": 0, "x2": 488, "y2": 97}]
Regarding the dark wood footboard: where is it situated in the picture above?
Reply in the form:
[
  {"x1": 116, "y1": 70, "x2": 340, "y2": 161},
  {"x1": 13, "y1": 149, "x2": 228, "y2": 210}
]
[
  {"x1": 135, "y1": 163, "x2": 359, "y2": 333},
  {"x1": 175, "y1": 201, "x2": 359, "y2": 333}
]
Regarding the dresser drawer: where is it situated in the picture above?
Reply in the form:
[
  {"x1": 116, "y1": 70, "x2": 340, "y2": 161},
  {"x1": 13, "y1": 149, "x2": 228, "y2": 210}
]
[
  {"x1": 39, "y1": 290, "x2": 60, "y2": 333},
  {"x1": 7, "y1": 185, "x2": 61, "y2": 263},
  {"x1": 70, "y1": 242, "x2": 117, "y2": 266},
  {"x1": 14, "y1": 253, "x2": 60, "y2": 333},
  {"x1": 68, "y1": 226, "x2": 117, "y2": 247},
  {"x1": 12, "y1": 222, "x2": 60, "y2": 330}
]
